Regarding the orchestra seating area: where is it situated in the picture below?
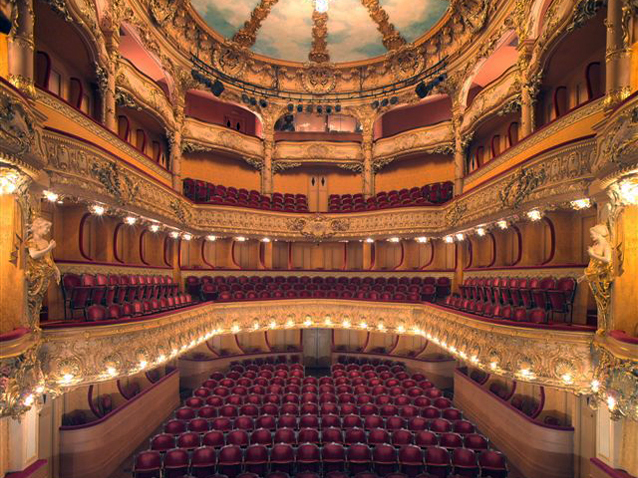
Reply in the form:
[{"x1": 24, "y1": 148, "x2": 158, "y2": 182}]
[
  {"x1": 60, "y1": 273, "x2": 194, "y2": 321},
  {"x1": 441, "y1": 276, "x2": 578, "y2": 324},
  {"x1": 328, "y1": 183, "x2": 453, "y2": 213},
  {"x1": 185, "y1": 276, "x2": 452, "y2": 304},
  {"x1": 183, "y1": 179, "x2": 309, "y2": 212},
  {"x1": 133, "y1": 358, "x2": 509, "y2": 478}
]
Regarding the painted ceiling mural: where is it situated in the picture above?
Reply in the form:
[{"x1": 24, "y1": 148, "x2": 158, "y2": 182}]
[{"x1": 190, "y1": 0, "x2": 450, "y2": 63}]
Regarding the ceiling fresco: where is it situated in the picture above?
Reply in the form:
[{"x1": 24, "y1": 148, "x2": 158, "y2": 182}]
[{"x1": 190, "y1": 0, "x2": 450, "y2": 63}]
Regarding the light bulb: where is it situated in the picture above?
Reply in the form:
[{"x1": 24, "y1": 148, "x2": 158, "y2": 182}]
[
  {"x1": 365, "y1": 238, "x2": 374, "y2": 243},
  {"x1": 444, "y1": 236, "x2": 454, "y2": 243},
  {"x1": 571, "y1": 199, "x2": 591, "y2": 210},
  {"x1": 618, "y1": 178, "x2": 638, "y2": 204},
  {"x1": 169, "y1": 231, "x2": 180, "y2": 239},
  {"x1": 387, "y1": 237, "x2": 400, "y2": 243},
  {"x1": 497, "y1": 220, "x2": 508, "y2": 230},
  {"x1": 182, "y1": 233, "x2": 192, "y2": 241},
  {"x1": 235, "y1": 236, "x2": 247, "y2": 242},
  {"x1": 261, "y1": 238, "x2": 271, "y2": 243},
  {"x1": 315, "y1": 0, "x2": 329, "y2": 13},
  {"x1": 415, "y1": 237, "x2": 428, "y2": 243},
  {"x1": 455, "y1": 233, "x2": 465, "y2": 241},
  {"x1": 43, "y1": 190, "x2": 59, "y2": 202},
  {"x1": 591, "y1": 379, "x2": 600, "y2": 392},
  {"x1": 342, "y1": 319, "x2": 351, "y2": 328},
  {"x1": 527, "y1": 209, "x2": 543, "y2": 221},
  {"x1": 90, "y1": 204, "x2": 105, "y2": 216},
  {"x1": 397, "y1": 325, "x2": 405, "y2": 333},
  {"x1": 476, "y1": 227, "x2": 486, "y2": 237},
  {"x1": 23, "y1": 394, "x2": 34, "y2": 406},
  {"x1": 106, "y1": 366, "x2": 117, "y2": 377},
  {"x1": 206, "y1": 235, "x2": 217, "y2": 241},
  {"x1": 124, "y1": 216, "x2": 137, "y2": 225},
  {"x1": 149, "y1": 224, "x2": 160, "y2": 233}
]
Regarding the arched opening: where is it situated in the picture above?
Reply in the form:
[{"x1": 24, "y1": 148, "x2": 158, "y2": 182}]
[
  {"x1": 185, "y1": 90, "x2": 262, "y2": 137},
  {"x1": 373, "y1": 94, "x2": 452, "y2": 140},
  {"x1": 35, "y1": 51, "x2": 51, "y2": 90},
  {"x1": 274, "y1": 111, "x2": 362, "y2": 142}
]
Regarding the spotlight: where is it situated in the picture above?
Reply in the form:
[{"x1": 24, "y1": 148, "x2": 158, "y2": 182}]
[
  {"x1": 390, "y1": 96, "x2": 398, "y2": 104},
  {"x1": 326, "y1": 105, "x2": 332, "y2": 114},
  {"x1": 335, "y1": 104, "x2": 341, "y2": 113},
  {"x1": 306, "y1": 105, "x2": 313, "y2": 113},
  {"x1": 381, "y1": 98, "x2": 389, "y2": 107},
  {"x1": 90, "y1": 204, "x2": 105, "y2": 216},
  {"x1": 297, "y1": 104, "x2": 303, "y2": 113},
  {"x1": 124, "y1": 216, "x2": 137, "y2": 225},
  {"x1": 241, "y1": 93, "x2": 250, "y2": 104},
  {"x1": 211, "y1": 80, "x2": 225, "y2": 97},
  {"x1": 259, "y1": 98, "x2": 268, "y2": 108},
  {"x1": 43, "y1": 190, "x2": 59, "y2": 202},
  {"x1": 415, "y1": 82, "x2": 428, "y2": 98},
  {"x1": 316, "y1": 105, "x2": 323, "y2": 114},
  {"x1": 287, "y1": 103, "x2": 294, "y2": 112},
  {"x1": 250, "y1": 97, "x2": 257, "y2": 106},
  {"x1": 372, "y1": 100, "x2": 380, "y2": 109}
]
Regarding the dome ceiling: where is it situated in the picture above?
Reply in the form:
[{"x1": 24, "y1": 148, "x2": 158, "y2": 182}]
[{"x1": 190, "y1": 0, "x2": 450, "y2": 63}]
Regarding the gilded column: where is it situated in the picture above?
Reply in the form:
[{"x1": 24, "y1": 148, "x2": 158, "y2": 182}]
[
  {"x1": 517, "y1": 41, "x2": 536, "y2": 138},
  {"x1": 100, "y1": 29, "x2": 120, "y2": 132},
  {"x1": 451, "y1": 105, "x2": 465, "y2": 195},
  {"x1": 169, "y1": 98, "x2": 185, "y2": 191},
  {"x1": 7, "y1": 0, "x2": 35, "y2": 97},
  {"x1": 362, "y1": 122, "x2": 374, "y2": 198},
  {"x1": 605, "y1": 0, "x2": 633, "y2": 108},
  {"x1": 261, "y1": 118, "x2": 275, "y2": 195}
]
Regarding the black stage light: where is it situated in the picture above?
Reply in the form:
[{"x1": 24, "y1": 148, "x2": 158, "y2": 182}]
[
  {"x1": 211, "y1": 80, "x2": 225, "y2": 97},
  {"x1": 317, "y1": 105, "x2": 323, "y2": 114},
  {"x1": 381, "y1": 98, "x2": 389, "y2": 107},
  {"x1": 297, "y1": 104, "x2": 304, "y2": 113},
  {"x1": 242, "y1": 94, "x2": 250, "y2": 104},
  {"x1": 306, "y1": 105, "x2": 313, "y2": 113},
  {"x1": 326, "y1": 105, "x2": 333, "y2": 114},
  {"x1": 287, "y1": 103, "x2": 294, "y2": 112},
  {"x1": 372, "y1": 100, "x2": 380, "y2": 109},
  {"x1": 259, "y1": 98, "x2": 268, "y2": 108},
  {"x1": 390, "y1": 96, "x2": 398, "y2": 105},
  {"x1": 335, "y1": 104, "x2": 341, "y2": 113},
  {"x1": 250, "y1": 97, "x2": 257, "y2": 106},
  {"x1": 415, "y1": 82, "x2": 427, "y2": 98}
]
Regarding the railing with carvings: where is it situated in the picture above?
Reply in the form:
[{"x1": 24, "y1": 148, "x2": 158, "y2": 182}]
[
  {"x1": 181, "y1": 118, "x2": 263, "y2": 167},
  {"x1": 273, "y1": 140, "x2": 364, "y2": 172},
  {"x1": 460, "y1": 66, "x2": 520, "y2": 135},
  {"x1": 116, "y1": 59, "x2": 176, "y2": 130},
  {"x1": 372, "y1": 121, "x2": 454, "y2": 166},
  {"x1": 39, "y1": 299, "x2": 595, "y2": 395}
]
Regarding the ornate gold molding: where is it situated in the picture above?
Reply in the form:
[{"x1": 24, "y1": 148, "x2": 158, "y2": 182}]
[
  {"x1": 232, "y1": 0, "x2": 280, "y2": 48},
  {"x1": 360, "y1": 0, "x2": 406, "y2": 51},
  {"x1": 309, "y1": 10, "x2": 330, "y2": 63}
]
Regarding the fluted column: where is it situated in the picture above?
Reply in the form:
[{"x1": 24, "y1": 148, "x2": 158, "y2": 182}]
[
  {"x1": 7, "y1": 0, "x2": 35, "y2": 97},
  {"x1": 362, "y1": 124, "x2": 374, "y2": 198},
  {"x1": 261, "y1": 120, "x2": 275, "y2": 195},
  {"x1": 605, "y1": 0, "x2": 633, "y2": 108}
]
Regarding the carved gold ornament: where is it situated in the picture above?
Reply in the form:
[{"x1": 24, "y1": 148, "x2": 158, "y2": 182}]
[
  {"x1": 287, "y1": 214, "x2": 350, "y2": 240},
  {"x1": 301, "y1": 63, "x2": 337, "y2": 94}
]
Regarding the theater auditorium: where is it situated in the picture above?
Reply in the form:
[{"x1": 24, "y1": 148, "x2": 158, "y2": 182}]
[{"x1": 0, "y1": 0, "x2": 637, "y2": 477}]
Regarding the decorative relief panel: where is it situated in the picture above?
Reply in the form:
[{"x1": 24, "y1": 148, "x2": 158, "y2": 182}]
[
  {"x1": 274, "y1": 141, "x2": 363, "y2": 164},
  {"x1": 373, "y1": 122, "x2": 454, "y2": 165}
]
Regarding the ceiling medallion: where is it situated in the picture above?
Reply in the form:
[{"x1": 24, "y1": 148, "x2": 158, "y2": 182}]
[
  {"x1": 387, "y1": 45, "x2": 425, "y2": 81},
  {"x1": 301, "y1": 63, "x2": 337, "y2": 94},
  {"x1": 214, "y1": 42, "x2": 251, "y2": 78}
]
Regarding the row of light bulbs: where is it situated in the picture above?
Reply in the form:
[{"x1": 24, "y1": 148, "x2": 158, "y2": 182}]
[
  {"x1": 49, "y1": 310, "x2": 622, "y2": 413},
  {"x1": 52, "y1": 190, "x2": 592, "y2": 245}
]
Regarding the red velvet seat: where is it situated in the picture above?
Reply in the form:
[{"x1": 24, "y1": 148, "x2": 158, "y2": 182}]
[
  {"x1": 150, "y1": 433, "x2": 175, "y2": 451},
  {"x1": 203, "y1": 430, "x2": 225, "y2": 448},
  {"x1": 133, "y1": 450, "x2": 161, "y2": 478},
  {"x1": 322, "y1": 442, "x2": 346, "y2": 473},
  {"x1": 369, "y1": 427, "x2": 391, "y2": 445},
  {"x1": 298, "y1": 427, "x2": 320, "y2": 445},
  {"x1": 345, "y1": 427, "x2": 367, "y2": 445},
  {"x1": 250, "y1": 427, "x2": 273, "y2": 446},
  {"x1": 347, "y1": 443, "x2": 373, "y2": 475},
  {"x1": 191, "y1": 446, "x2": 217, "y2": 478},
  {"x1": 296, "y1": 443, "x2": 321, "y2": 472},
  {"x1": 218, "y1": 445, "x2": 243, "y2": 478},
  {"x1": 425, "y1": 446, "x2": 450, "y2": 478},
  {"x1": 322, "y1": 426, "x2": 343, "y2": 444},
  {"x1": 478, "y1": 450, "x2": 508, "y2": 478},
  {"x1": 374, "y1": 443, "x2": 399, "y2": 476},
  {"x1": 270, "y1": 443, "x2": 295, "y2": 474}
]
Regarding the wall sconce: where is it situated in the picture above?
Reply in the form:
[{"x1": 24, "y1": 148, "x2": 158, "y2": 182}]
[
  {"x1": 570, "y1": 198, "x2": 591, "y2": 210},
  {"x1": 261, "y1": 238, "x2": 271, "y2": 243},
  {"x1": 43, "y1": 190, "x2": 59, "y2": 202},
  {"x1": 365, "y1": 238, "x2": 375, "y2": 243},
  {"x1": 182, "y1": 233, "x2": 193, "y2": 241},
  {"x1": 206, "y1": 235, "x2": 217, "y2": 241},
  {"x1": 497, "y1": 220, "x2": 508, "y2": 230},
  {"x1": 476, "y1": 227, "x2": 486, "y2": 237},
  {"x1": 124, "y1": 216, "x2": 137, "y2": 225},
  {"x1": 90, "y1": 204, "x2": 105, "y2": 216},
  {"x1": 455, "y1": 233, "x2": 465, "y2": 241},
  {"x1": 169, "y1": 231, "x2": 180, "y2": 239},
  {"x1": 387, "y1": 237, "x2": 400, "y2": 243},
  {"x1": 149, "y1": 224, "x2": 160, "y2": 233},
  {"x1": 235, "y1": 236, "x2": 247, "y2": 242},
  {"x1": 526, "y1": 209, "x2": 543, "y2": 221},
  {"x1": 444, "y1": 236, "x2": 454, "y2": 243},
  {"x1": 415, "y1": 237, "x2": 428, "y2": 243}
]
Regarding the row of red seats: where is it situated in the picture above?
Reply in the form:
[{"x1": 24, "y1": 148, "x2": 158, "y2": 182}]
[
  {"x1": 83, "y1": 294, "x2": 194, "y2": 321},
  {"x1": 458, "y1": 276, "x2": 576, "y2": 322},
  {"x1": 135, "y1": 443, "x2": 506, "y2": 478},
  {"x1": 61, "y1": 273, "x2": 180, "y2": 321},
  {"x1": 328, "y1": 183, "x2": 453, "y2": 213},
  {"x1": 186, "y1": 276, "x2": 451, "y2": 304},
  {"x1": 183, "y1": 179, "x2": 309, "y2": 212},
  {"x1": 443, "y1": 297, "x2": 548, "y2": 324}
]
